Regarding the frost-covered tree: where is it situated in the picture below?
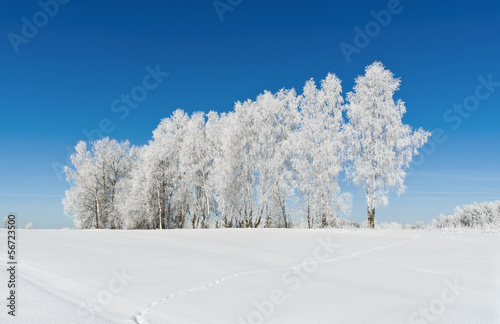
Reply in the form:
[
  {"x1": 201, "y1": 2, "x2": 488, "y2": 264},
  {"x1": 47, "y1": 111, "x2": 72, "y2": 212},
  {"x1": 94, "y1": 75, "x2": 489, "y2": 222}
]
[
  {"x1": 146, "y1": 109, "x2": 189, "y2": 229},
  {"x1": 220, "y1": 100, "x2": 260, "y2": 228},
  {"x1": 63, "y1": 138, "x2": 133, "y2": 229},
  {"x1": 211, "y1": 88, "x2": 300, "y2": 228},
  {"x1": 293, "y1": 74, "x2": 351, "y2": 228},
  {"x1": 115, "y1": 145, "x2": 156, "y2": 229},
  {"x1": 345, "y1": 62, "x2": 430, "y2": 228},
  {"x1": 211, "y1": 110, "x2": 245, "y2": 227},
  {"x1": 432, "y1": 201, "x2": 500, "y2": 229},
  {"x1": 63, "y1": 141, "x2": 99, "y2": 229},
  {"x1": 180, "y1": 112, "x2": 217, "y2": 228},
  {"x1": 254, "y1": 89, "x2": 299, "y2": 228},
  {"x1": 204, "y1": 111, "x2": 222, "y2": 227}
]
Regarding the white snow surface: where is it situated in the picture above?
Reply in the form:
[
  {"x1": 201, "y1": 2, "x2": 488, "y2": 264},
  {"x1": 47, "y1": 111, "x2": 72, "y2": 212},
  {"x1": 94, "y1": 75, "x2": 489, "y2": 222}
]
[{"x1": 0, "y1": 229, "x2": 499, "y2": 324}]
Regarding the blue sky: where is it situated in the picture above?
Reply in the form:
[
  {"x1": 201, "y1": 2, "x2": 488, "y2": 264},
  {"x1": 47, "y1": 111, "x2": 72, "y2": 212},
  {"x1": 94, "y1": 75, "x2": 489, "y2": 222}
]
[{"x1": 1, "y1": 0, "x2": 499, "y2": 228}]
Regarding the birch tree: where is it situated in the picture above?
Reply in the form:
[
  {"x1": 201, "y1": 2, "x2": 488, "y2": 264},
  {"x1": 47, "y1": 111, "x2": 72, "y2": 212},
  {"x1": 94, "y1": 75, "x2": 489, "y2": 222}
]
[
  {"x1": 255, "y1": 89, "x2": 299, "y2": 228},
  {"x1": 212, "y1": 110, "x2": 246, "y2": 228},
  {"x1": 180, "y1": 112, "x2": 218, "y2": 228},
  {"x1": 150, "y1": 109, "x2": 189, "y2": 229},
  {"x1": 293, "y1": 74, "x2": 351, "y2": 228},
  {"x1": 344, "y1": 62, "x2": 430, "y2": 228},
  {"x1": 63, "y1": 138, "x2": 133, "y2": 229}
]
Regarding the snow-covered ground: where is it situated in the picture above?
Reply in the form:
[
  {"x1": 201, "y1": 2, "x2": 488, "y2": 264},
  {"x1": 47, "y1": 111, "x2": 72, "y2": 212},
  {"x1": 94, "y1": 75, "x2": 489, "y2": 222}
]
[{"x1": 0, "y1": 229, "x2": 498, "y2": 323}]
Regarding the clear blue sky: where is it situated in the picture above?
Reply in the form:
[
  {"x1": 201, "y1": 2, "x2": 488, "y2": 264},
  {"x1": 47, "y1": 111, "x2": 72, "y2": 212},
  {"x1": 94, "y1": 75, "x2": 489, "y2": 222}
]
[{"x1": 1, "y1": 0, "x2": 499, "y2": 228}]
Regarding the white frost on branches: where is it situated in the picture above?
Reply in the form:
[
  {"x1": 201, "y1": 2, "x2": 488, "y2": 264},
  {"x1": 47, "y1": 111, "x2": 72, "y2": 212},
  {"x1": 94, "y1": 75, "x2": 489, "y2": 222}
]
[
  {"x1": 63, "y1": 62, "x2": 429, "y2": 229},
  {"x1": 344, "y1": 62, "x2": 430, "y2": 227}
]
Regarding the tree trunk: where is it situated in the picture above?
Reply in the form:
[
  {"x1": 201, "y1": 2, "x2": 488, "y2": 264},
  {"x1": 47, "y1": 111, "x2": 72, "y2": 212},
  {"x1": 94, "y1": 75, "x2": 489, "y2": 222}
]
[
  {"x1": 222, "y1": 209, "x2": 227, "y2": 228},
  {"x1": 102, "y1": 163, "x2": 107, "y2": 229},
  {"x1": 265, "y1": 208, "x2": 272, "y2": 228},
  {"x1": 367, "y1": 206, "x2": 375, "y2": 228},
  {"x1": 157, "y1": 189, "x2": 163, "y2": 230},
  {"x1": 95, "y1": 192, "x2": 100, "y2": 229},
  {"x1": 254, "y1": 207, "x2": 262, "y2": 228},
  {"x1": 307, "y1": 202, "x2": 311, "y2": 229},
  {"x1": 179, "y1": 209, "x2": 185, "y2": 229},
  {"x1": 166, "y1": 201, "x2": 171, "y2": 229}
]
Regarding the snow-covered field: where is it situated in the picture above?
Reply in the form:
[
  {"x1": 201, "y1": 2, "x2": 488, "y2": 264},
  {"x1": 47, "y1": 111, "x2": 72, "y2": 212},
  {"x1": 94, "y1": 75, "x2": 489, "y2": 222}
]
[{"x1": 0, "y1": 229, "x2": 499, "y2": 324}]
